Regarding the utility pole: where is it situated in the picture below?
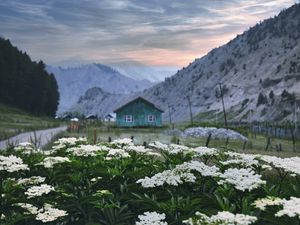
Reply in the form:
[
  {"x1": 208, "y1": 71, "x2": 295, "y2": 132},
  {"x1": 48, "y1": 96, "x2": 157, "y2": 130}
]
[
  {"x1": 218, "y1": 83, "x2": 228, "y2": 129},
  {"x1": 168, "y1": 104, "x2": 173, "y2": 126},
  {"x1": 187, "y1": 95, "x2": 193, "y2": 125}
]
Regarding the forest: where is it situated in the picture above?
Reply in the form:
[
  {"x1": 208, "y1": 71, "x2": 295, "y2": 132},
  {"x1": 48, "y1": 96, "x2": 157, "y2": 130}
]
[{"x1": 0, "y1": 38, "x2": 59, "y2": 117}]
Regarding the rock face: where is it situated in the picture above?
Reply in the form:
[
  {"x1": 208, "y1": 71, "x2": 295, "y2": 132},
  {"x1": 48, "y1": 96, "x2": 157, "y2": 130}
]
[
  {"x1": 69, "y1": 87, "x2": 131, "y2": 118},
  {"x1": 46, "y1": 63, "x2": 154, "y2": 114},
  {"x1": 138, "y1": 3, "x2": 300, "y2": 122}
]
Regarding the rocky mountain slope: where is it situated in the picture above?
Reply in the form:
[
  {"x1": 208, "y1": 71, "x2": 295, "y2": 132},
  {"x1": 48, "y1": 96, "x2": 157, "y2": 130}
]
[
  {"x1": 46, "y1": 63, "x2": 153, "y2": 114},
  {"x1": 140, "y1": 3, "x2": 300, "y2": 122},
  {"x1": 71, "y1": 3, "x2": 300, "y2": 123},
  {"x1": 70, "y1": 87, "x2": 129, "y2": 118},
  {"x1": 109, "y1": 61, "x2": 176, "y2": 82}
]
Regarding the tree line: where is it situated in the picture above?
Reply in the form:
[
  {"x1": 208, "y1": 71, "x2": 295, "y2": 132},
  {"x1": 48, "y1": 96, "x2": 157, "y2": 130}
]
[{"x1": 0, "y1": 38, "x2": 59, "y2": 117}]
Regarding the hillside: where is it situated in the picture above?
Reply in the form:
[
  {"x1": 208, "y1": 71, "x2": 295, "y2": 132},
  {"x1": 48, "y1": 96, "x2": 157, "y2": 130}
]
[
  {"x1": 0, "y1": 103, "x2": 61, "y2": 141},
  {"x1": 109, "y1": 61, "x2": 176, "y2": 82},
  {"x1": 139, "y1": 3, "x2": 300, "y2": 122},
  {"x1": 69, "y1": 87, "x2": 130, "y2": 118},
  {"x1": 47, "y1": 63, "x2": 154, "y2": 114},
  {"x1": 0, "y1": 38, "x2": 59, "y2": 116}
]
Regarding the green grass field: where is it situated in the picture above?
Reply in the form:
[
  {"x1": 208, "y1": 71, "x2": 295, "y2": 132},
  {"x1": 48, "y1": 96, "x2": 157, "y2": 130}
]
[
  {"x1": 65, "y1": 122, "x2": 300, "y2": 157},
  {"x1": 0, "y1": 103, "x2": 63, "y2": 141}
]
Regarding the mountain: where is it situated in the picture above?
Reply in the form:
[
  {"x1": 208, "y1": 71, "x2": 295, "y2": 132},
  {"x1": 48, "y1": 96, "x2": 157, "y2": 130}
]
[
  {"x1": 70, "y1": 87, "x2": 130, "y2": 118},
  {"x1": 71, "y1": 3, "x2": 300, "y2": 123},
  {"x1": 138, "y1": 3, "x2": 300, "y2": 122},
  {"x1": 0, "y1": 38, "x2": 59, "y2": 116},
  {"x1": 109, "y1": 61, "x2": 176, "y2": 82},
  {"x1": 46, "y1": 63, "x2": 154, "y2": 114}
]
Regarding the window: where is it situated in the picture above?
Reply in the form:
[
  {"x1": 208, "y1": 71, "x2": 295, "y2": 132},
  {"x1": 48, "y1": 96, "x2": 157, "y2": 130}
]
[
  {"x1": 148, "y1": 115, "x2": 155, "y2": 122},
  {"x1": 125, "y1": 115, "x2": 133, "y2": 122}
]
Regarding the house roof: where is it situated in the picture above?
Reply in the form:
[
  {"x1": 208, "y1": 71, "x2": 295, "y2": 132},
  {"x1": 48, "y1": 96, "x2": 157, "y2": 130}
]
[{"x1": 113, "y1": 96, "x2": 164, "y2": 113}]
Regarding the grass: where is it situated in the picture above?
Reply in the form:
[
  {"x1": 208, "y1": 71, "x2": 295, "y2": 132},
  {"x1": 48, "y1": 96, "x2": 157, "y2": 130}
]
[
  {"x1": 0, "y1": 103, "x2": 63, "y2": 141},
  {"x1": 63, "y1": 122, "x2": 300, "y2": 157}
]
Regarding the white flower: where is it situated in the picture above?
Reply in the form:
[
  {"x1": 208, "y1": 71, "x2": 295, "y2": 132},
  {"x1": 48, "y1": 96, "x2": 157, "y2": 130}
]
[
  {"x1": 253, "y1": 196, "x2": 283, "y2": 210},
  {"x1": 52, "y1": 137, "x2": 87, "y2": 152},
  {"x1": 275, "y1": 197, "x2": 300, "y2": 218},
  {"x1": 184, "y1": 211, "x2": 257, "y2": 225},
  {"x1": 218, "y1": 168, "x2": 266, "y2": 191},
  {"x1": 192, "y1": 146, "x2": 218, "y2": 157},
  {"x1": 149, "y1": 142, "x2": 190, "y2": 154},
  {"x1": 261, "y1": 156, "x2": 300, "y2": 176},
  {"x1": 90, "y1": 177, "x2": 102, "y2": 182},
  {"x1": 36, "y1": 157, "x2": 71, "y2": 168},
  {"x1": 223, "y1": 151, "x2": 260, "y2": 167},
  {"x1": 35, "y1": 204, "x2": 68, "y2": 223},
  {"x1": 261, "y1": 164, "x2": 272, "y2": 170},
  {"x1": 137, "y1": 161, "x2": 219, "y2": 188},
  {"x1": 0, "y1": 155, "x2": 29, "y2": 172},
  {"x1": 136, "y1": 211, "x2": 167, "y2": 225},
  {"x1": 25, "y1": 184, "x2": 55, "y2": 198},
  {"x1": 67, "y1": 145, "x2": 103, "y2": 157},
  {"x1": 17, "y1": 176, "x2": 46, "y2": 185},
  {"x1": 124, "y1": 145, "x2": 161, "y2": 157},
  {"x1": 106, "y1": 149, "x2": 130, "y2": 159},
  {"x1": 15, "y1": 203, "x2": 39, "y2": 215},
  {"x1": 111, "y1": 138, "x2": 134, "y2": 147},
  {"x1": 149, "y1": 141, "x2": 169, "y2": 151}
]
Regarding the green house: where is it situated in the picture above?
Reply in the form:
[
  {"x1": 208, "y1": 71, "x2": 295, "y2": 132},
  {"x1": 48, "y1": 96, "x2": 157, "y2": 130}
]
[{"x1": 113, "y1": 97, "x2": 164, "y2": 127}]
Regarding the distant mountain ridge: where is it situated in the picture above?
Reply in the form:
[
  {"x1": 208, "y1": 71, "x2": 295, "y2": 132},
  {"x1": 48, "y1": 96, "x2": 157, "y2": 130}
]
[
  {"x1": 46, "y1": 63, "x2": 154, "y2": 114},
  {"x1": 109, "y1": 61, "x2": 176, "y2": 82}
]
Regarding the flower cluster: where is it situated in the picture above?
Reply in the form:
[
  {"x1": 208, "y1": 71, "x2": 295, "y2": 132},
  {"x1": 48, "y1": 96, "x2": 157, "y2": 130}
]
[
  {"x1": 275, "y1": 197, "x2": 300, "y2": 218},
  {"x1": 25, "y1": 184, "x2": 55, "y2": 198},
  {"x1": 192, "y1": 146, "x2": 218, "y2": 157},
  {"x1": 52, "y1": 137, "x2": 87, "y2": 151},
  {"x1": 14, "y1": 142, "x2": 40, "y2": 154},
  {"x1": 149, "y1": 141, "x2": 190, "y2": 154},
  {"x1": 184, "y1": 211, "x2": 257, "y2": 225},
  {"x1": 36, "y1": 156, "x2": 71, "y2": 168},
  {"x1": 136, "y1": 211, "x2": 167, "y2": 225},
  {"x1": 218, "y1": 168, "x2": 266, "y2": 191},
  {"x1": 0, "y1": 155, "x2": 29, "y2": 172},
  {"x1": 67, "y1": 145, "x2": 105, "y2": 157},
  {"x1": 137, "y1": 161, "x2": 219, "y2": 188},
  {"x1": 15, "y1": 203, "x2": 39, "y2": 215},
  {"x1": 253, "y1": 196, "x2": 283, "y2": 210},
  {"x1": 261, "y1": 156, "x2": 300, "y2": 175},
  {"x1": 222, "y1": 151, "x2": 260, "y2": 167},
  {"x1": 35, "y1": 204, "x2": 68, "y2": 223},
  {"x1": 124, "y1": 145, "x2": 161, "y2": 157},
  {"x1": 111, "y1": 138, "x2": 134, "y2": 147},
  {"x1": 17, "y1": 176, "x2": 46, "y2": 185},
  {"x1": 106, "y1": 148, "x2": 131, "y2": 160}
]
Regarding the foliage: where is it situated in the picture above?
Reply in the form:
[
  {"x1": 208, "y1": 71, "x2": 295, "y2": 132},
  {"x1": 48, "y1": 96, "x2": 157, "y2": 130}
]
[
  {"x1": 1, "y1": 137, "x2": 300, "y2": 224},
  {"x1": 0, "y1": 38, "x2": 59, "y2": 117}
]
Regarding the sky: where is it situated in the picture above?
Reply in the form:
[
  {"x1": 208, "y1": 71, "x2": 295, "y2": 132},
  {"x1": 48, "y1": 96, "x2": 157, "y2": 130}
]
[{"x1": 0, "y1": 0, "x2": 298, "y2": 68}]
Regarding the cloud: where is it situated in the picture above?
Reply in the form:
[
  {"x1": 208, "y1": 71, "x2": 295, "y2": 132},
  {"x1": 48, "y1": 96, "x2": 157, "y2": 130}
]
[{"x1": 0, "y1": 0, "x2": 298, "y2": 67}]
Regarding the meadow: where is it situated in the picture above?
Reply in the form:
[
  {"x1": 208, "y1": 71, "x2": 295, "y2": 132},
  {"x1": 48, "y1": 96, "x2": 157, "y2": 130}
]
[
  {"x1": 1, "y1": 136, "x2": 300, "y2": 225},
  {"x1": 0, "y1": 104, "x2": 62, "y2": 141}
]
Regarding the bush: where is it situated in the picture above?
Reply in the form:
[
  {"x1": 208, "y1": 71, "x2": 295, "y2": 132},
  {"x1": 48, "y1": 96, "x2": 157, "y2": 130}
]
[{"x1": 1, "y1": 137, "x2": 300, "y2": 225}]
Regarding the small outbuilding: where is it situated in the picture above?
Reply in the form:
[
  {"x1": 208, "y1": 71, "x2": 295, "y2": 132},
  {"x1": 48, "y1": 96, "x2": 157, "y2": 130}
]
[
  {"x1": 104, "y1": 113, "x2": 116, "y2": 122},
  {"x1": 113, "y1": 97, "x2": 163, "y2": 127}
]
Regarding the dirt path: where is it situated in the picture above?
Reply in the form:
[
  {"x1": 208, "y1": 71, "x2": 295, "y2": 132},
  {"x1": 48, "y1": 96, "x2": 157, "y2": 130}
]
[{"x1": 0, "y1": 126, "x2": 67, "y2": 150}]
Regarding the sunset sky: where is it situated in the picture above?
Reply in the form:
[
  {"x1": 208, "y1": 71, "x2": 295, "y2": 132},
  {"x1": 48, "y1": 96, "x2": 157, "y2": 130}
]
[{"x1": 0, "y1": 0, "x2": 298, "y2": 68}]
